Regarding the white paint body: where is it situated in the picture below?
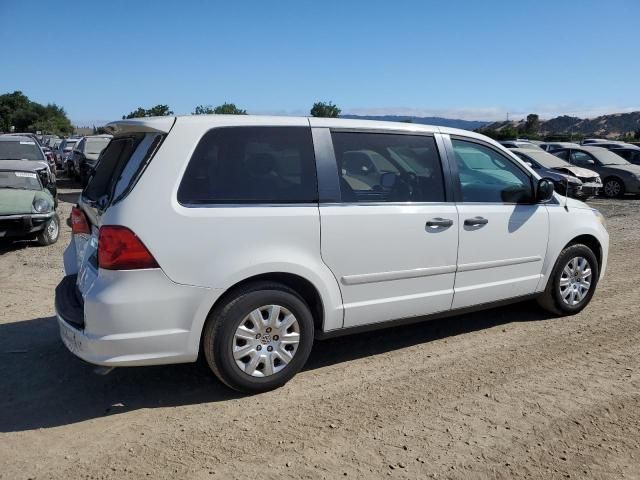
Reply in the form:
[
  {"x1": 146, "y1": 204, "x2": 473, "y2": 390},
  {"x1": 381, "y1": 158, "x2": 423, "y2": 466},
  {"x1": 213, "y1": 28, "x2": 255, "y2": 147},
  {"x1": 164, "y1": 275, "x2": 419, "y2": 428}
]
[{"x1": 57, "y1": 116, "x2": 609, "y2": 367}]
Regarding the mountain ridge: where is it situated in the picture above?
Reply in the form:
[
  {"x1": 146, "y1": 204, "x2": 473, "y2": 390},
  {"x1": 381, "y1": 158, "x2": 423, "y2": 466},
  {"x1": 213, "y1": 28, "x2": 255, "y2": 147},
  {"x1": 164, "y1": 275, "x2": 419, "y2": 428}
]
[
  {"x1": 340, "y1": 114, "x2": 490, "y2": 131},
  {"x1": 481, "y1": 111, "x2": 640, "y2": 138}
]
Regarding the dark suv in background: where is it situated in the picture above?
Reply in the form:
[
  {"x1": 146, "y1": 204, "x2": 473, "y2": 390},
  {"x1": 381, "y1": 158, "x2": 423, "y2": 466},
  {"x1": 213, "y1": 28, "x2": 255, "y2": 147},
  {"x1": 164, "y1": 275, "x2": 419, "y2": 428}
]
[{"x1": 70, "y1": 135, "x2": 112, "y2": 186}]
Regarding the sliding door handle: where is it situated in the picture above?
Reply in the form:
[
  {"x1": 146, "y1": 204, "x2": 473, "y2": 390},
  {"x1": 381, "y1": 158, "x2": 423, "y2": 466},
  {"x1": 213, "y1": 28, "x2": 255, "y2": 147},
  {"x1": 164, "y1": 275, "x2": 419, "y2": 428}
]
[
  {"x1": 464, "y1": 216, "x2": 489, "y2": 226},
  {"x1": 426, "y1": 218, "x2": 454, "y2": 228}
]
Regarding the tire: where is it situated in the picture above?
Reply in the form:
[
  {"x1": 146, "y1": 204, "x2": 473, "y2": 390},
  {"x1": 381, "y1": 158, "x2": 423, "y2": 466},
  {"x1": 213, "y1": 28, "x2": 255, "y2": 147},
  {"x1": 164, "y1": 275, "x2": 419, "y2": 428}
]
[
  {"x1": 537, "y1": 243, "x2": 599, "y2": 315},
  {"x1": 602, "y1": 177, "x2": 625, "y2": 198},
  {"x1": 37, "y1": 213, "x2": 60, "y2": 246},
  {"x1": 202, "y1": 282, "x2": 315, "y2": 393}
]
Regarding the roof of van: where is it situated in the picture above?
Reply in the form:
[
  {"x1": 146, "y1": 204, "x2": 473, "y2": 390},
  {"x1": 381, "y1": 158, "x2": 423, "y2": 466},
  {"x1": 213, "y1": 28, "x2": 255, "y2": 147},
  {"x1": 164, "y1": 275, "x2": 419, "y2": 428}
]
[{"x1": 106, "y1": 114, "x2": 489, "y2": 141}]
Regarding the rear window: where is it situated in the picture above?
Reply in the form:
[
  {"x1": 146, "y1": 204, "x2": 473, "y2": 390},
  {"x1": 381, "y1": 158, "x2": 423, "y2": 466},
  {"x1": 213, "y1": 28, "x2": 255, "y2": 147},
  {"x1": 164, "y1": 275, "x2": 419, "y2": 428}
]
[
  {"x1": 85, "y1": 137, "x2": 111, "y2": 155},
  {"x1": 178, "y1": 127, "x2": 317, "y2": 205},
  {"x1": 83, "y1": 133, "x2": 164, "y2": 206}
]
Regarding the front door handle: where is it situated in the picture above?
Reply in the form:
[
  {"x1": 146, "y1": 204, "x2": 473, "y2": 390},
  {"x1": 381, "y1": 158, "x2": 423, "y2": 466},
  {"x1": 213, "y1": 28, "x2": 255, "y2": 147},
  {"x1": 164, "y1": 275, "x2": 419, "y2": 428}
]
[
  {"x1": 464, "y1": 216, "x2": 489, "y2": 227},
  {"x1": 426, "y1": 217, "x2": 454, "y2": 228}
]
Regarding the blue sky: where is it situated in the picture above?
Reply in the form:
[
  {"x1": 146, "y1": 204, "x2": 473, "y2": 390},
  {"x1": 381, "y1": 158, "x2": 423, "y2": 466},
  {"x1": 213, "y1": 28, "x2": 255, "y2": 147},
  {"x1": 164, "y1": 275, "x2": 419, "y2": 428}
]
[{"x1": 2, "y1": 0, "x2": 639, "y2": 125}]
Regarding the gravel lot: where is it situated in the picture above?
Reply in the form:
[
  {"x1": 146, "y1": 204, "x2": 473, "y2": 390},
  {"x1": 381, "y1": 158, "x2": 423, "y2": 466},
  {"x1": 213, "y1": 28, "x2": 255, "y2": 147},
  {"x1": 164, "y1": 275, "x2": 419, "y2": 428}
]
[{"x1": 1, "y1": 180, "x2": 639, "y2": 480}]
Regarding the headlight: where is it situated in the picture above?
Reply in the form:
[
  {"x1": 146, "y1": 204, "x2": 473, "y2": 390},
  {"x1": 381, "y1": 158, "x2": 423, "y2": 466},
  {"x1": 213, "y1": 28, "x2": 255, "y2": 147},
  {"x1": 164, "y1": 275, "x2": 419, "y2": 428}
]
[
  {"x1": 592, "y1": 209, "x2": 607, "y2": 230},
  {"x1": 32, "y1": 198, "x2": 50, "y2": 213},
  {"x1": 560, "y1": 174, "x2": 582, "y2": 185}
]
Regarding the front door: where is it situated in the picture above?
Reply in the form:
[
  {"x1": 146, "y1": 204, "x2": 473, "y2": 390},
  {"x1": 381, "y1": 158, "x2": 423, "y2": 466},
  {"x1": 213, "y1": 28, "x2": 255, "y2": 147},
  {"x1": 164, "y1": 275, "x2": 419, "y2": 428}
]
[
  {"x1": 447, "y1": 136, "x2": 549, "y2": 309},
  {"x1": 316, "y1": 128, "x2": 459, "y2": 328}
]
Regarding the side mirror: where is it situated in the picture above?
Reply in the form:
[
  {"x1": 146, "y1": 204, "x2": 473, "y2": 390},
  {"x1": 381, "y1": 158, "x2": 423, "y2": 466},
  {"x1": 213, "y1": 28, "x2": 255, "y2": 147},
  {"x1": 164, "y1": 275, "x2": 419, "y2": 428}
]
[
  {"x1": 536, "y1": 178, "x2": 555, "y2": 203},
  {"x1": 380, "y1": 172, "x2": 397, "y2": 189}
]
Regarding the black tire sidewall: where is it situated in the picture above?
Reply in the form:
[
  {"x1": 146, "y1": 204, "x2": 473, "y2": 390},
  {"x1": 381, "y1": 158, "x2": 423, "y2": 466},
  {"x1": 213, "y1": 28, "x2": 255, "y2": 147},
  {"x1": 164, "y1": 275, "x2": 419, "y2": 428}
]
[
  {"x1": 549, "y1": 244, "x2": 599, "y2": 314},
  {"x1": 38, "y1": 214, "x2": 60, "y2": 246},
  {"x1": 205, "y1": 286, "x2": 315, "y2": 393}
]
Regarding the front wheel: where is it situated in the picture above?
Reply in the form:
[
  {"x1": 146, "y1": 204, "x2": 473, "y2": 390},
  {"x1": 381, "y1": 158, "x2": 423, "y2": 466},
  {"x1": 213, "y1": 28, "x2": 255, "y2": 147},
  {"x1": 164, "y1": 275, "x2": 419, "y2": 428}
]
[
  {"x1": 202, "y1": 282, "x2": 315, "y2": 393},
  {"x1": 37, "y1": 213, "x2": 60, "y2": 246},
  {"x1": 537, "y1": 243, "x2": 599, "y2": 315}
]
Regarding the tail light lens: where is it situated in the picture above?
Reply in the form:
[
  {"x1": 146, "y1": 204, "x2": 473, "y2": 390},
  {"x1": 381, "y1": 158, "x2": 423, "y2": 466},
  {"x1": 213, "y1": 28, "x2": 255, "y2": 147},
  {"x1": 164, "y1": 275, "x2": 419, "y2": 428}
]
[
  {"x1": 70, "y1": 206, "x2": 90, "y2": 235},
  {"x1": 98, "y1": 226, "x2": 159, "y2": 270}
]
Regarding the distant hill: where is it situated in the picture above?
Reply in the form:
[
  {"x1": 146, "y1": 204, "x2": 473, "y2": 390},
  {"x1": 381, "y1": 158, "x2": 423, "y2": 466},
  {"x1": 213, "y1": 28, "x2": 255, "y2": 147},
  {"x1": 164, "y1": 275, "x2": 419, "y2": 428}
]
[
  {"x1": 480, "y1": 111, "x2": 640, "y2": 138},
  {"x1": 340, "y1": 114, "x2": 490, "y2": 131}
]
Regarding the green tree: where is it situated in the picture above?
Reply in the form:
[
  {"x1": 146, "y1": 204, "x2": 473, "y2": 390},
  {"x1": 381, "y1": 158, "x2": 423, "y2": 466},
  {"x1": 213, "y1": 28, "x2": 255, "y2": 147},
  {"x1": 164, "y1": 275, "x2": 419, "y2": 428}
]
[
  {"x1": 122, "y1": 104, "x2": 174, "y2": 119},
  {"x1": 193, "y1": 105, "x2": 215, "y2": 115},
  {"x1": 192, "y1": 103, "x2": 247, "y2": 115},
  {"x1": 310, "y1": 101, "x2": 341, "y2": 118},
  {"x1": 0, "y1": 90, "x2": 73, "y2": 134},
  {"x1": 524, "y1": 113, "x2": 540, "y2": 135}
]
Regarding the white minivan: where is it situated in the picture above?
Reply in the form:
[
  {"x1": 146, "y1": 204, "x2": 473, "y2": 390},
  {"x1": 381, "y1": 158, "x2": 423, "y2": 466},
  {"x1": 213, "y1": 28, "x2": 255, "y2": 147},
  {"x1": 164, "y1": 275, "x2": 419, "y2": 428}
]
[{"x1": 56, "y1": 115, "x2": 609, "y2": 393}]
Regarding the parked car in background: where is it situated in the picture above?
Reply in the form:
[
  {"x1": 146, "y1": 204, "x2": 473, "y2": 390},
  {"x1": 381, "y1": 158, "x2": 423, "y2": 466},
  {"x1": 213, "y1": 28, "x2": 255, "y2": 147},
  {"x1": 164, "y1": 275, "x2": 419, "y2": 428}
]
[
  {"x1": 41, "y1": 145, "x2": 57, "y2": 171},
  {"x1": 510, "y1": 148, "x2": 601, "y2": 200},
  {"x1": 5, "y1": 132, "x2": 42, "y2": 145},
  {"x1": 500, "y1": 140, "x2": 544, "y2": 150},
  {"x1": 57, "y1": 138, "x2": 80, "y2": 171},
  {"x1": 609, "y1": 145, "x2": 640, "y2": 166},
  {"x1": 43, "y1": 135, "x2": 60, "y2": 147},
  {"x1": 586, "y1": 142, "x2": 635, "y2": 150},
  {"x1": 56, "y1": 115, "x2": 609, "y2": 393},
  {"x1": 540, "y1": 142, "x2": 580, "y2": 152},
  {"x1": 0, "y1": 161, "x2": 60, "y2": 245},
  {"x1": 70, "y1": 135, "x2": 113, "y2": 185},
  {"x1": 582, "y1": 139, "x2": 611, "y2": 145},
  {"x1": 0, "y1": 135, "x2": 57, "y2": 202},
  {"x1": 550, "y1": 146, "x2": 640, "y2": 198}
]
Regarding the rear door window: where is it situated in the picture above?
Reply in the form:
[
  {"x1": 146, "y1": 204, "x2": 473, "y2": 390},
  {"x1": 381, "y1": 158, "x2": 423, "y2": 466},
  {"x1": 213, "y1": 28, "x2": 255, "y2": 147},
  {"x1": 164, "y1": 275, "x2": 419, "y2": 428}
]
[{"x1": 178, "y1": 127, "x2": 317, "y2": 204}]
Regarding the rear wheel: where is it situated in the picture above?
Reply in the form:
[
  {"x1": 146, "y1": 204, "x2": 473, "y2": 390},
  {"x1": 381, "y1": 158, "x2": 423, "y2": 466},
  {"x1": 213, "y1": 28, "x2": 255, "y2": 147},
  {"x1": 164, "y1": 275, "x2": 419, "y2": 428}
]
[
  {"x1": 202, "y1": 282, "x2": 315, "y2": 393},
  {"x1": 537, "y1": 243, "x2": 599, "y2": 315},
  {"x1": 602, "y1": 177, "x2": 624, "y2": 198},
  {"x1": 37, "y1": 214, "x2": 60, "y2": 246}
]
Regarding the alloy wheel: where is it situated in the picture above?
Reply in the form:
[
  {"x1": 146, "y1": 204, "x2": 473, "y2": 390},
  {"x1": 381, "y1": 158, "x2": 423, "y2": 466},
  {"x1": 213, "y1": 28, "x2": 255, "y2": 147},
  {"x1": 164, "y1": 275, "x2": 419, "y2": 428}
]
[
  {"x1": 559, "y1": 256, "x2": 592, "y2": 306},
  {"x1": 604, "y1": 179, "x2": 621, "y2": 197}
]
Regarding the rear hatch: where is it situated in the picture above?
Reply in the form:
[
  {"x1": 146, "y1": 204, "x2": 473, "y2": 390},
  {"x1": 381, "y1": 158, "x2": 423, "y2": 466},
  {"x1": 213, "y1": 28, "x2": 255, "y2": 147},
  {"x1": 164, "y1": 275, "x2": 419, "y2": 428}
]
[{"x1": 72, "y1": 117, "x2": 174, "y2": 297}]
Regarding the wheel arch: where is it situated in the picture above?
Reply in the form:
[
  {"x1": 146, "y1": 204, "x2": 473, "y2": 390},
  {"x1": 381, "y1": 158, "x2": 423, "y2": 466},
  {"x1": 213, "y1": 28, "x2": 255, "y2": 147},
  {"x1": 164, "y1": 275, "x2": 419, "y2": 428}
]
[
  {"x1": 565, "y1": 234, "x2": 603, "y2": 272},
  {"x1": 196, "y1": 272, "x2": 329, "y2": 359}
]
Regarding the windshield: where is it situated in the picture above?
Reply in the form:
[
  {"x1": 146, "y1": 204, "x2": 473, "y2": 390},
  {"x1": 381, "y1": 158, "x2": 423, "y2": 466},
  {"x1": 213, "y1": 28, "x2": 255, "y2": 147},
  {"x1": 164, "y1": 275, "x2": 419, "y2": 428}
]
[
  {"x1": 0, "y1": 141, "x2": 45, "y2": 161},
  {"x1": 85, "y1": 137, "x2": 111, "y2": 155},
  {"x1": 591, "y1": 149, "x2": 630, "y2": 165},
  {"x1": 526, "y1": 151, "x2": 569, "y2": 168},
  {"x1": 0, "y1": 170, "x2": 41, "y2": 190}
]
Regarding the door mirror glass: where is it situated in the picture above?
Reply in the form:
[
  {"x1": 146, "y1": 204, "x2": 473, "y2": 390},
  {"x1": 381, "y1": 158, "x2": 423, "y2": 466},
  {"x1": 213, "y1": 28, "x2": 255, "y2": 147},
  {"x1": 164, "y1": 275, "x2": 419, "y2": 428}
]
[{"x1": 536, "y1": 178, "x2": 555, "y2": 202}]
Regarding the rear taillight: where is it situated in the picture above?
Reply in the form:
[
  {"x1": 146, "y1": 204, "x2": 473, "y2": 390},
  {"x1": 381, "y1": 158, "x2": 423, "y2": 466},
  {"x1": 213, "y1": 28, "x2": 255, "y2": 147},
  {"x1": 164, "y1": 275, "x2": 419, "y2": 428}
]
[
  {"x1": 70, "y1": 206, "x2": 90, "y2": 235},
  {"x1": 98, "y1": 226, "x2": 159, "y2": 270}
]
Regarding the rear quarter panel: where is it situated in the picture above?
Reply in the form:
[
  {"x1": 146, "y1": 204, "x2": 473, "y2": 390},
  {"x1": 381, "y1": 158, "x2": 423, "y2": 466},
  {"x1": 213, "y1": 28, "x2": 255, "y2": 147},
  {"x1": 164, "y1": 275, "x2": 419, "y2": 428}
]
[{"x1": 100, "y1": 116, "x2": 344, "y2": 332}]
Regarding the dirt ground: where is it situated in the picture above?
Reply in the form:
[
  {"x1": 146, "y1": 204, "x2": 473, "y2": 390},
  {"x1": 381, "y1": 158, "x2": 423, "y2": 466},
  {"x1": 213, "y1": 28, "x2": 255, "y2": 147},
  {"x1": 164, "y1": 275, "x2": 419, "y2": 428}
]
[{"x1": 1, "y1": 180, "x2": 639, "y2": 480}]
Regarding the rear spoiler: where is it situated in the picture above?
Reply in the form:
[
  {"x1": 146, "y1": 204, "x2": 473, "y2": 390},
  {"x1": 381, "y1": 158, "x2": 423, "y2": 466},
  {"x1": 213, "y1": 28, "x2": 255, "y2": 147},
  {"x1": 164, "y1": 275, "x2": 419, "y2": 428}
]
[{"x1": 105, "y1": 116, "x2": 176, "y2": 134}]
